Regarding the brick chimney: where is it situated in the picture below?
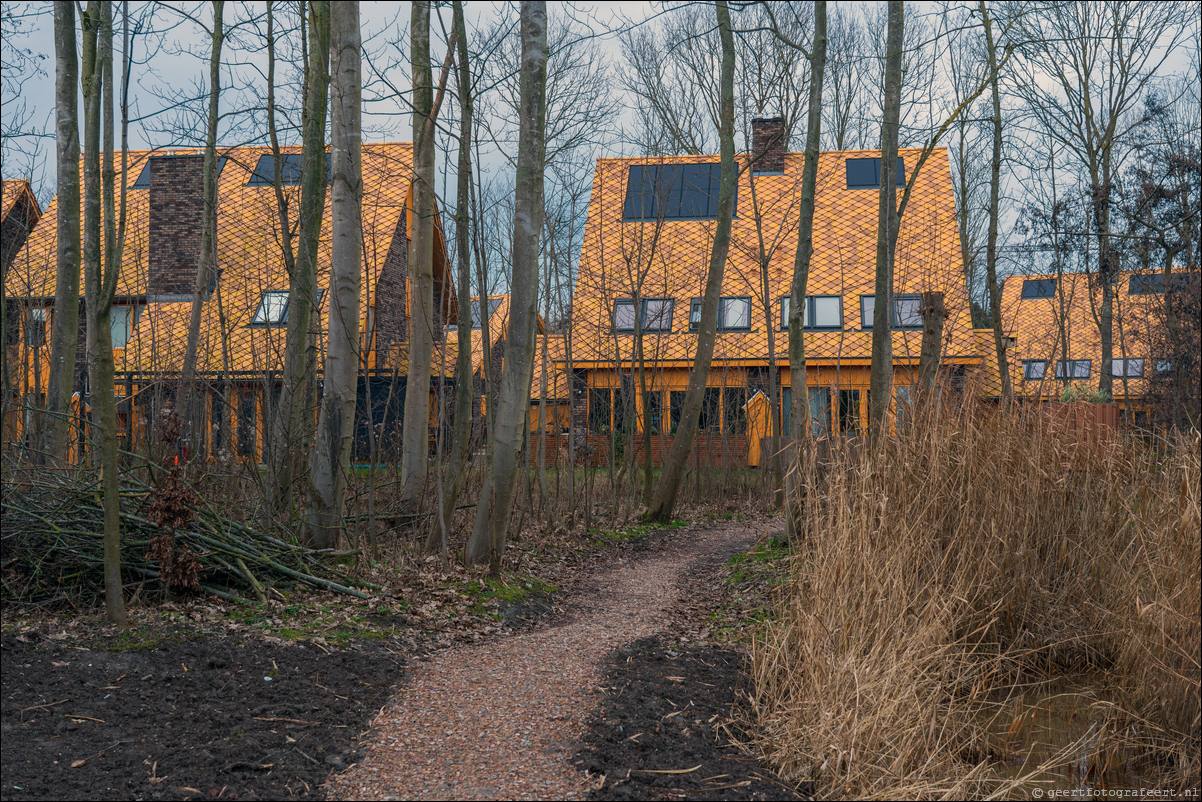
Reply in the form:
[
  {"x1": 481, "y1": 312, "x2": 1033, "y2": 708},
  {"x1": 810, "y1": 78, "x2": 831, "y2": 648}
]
[
  {"x1": 751, "y1": 117, "x2": 786, "y2": 174},
  {"x1": 148, "y1": 154, "x2": 205, "y2": 301}
]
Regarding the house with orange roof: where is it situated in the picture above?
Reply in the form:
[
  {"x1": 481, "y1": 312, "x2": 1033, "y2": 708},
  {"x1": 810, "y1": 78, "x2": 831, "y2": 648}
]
[
  {"x1": 1, "y1": 179, "x2": 41, "y2": 279},
  {"x1": 993, "y1": 268, "x2": 1197, "y2": 418},
  {"x1": 564, "y1": 118, "x2": 984, "y2": 466},
  {"x1": 4, "y1": 144, "x2": 453, "y2": 462}
]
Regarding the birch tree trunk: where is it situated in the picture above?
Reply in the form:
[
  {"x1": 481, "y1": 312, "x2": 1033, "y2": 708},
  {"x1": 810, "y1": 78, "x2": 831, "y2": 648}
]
[
  {"x1": 306, "y1": 0, "x2": 360, "y2": 549},
  {"x1": 268, "y1": 0, "x2": 329, "y2": 513},
  {"x1": 868, "y1": 0, "x2": 903, "y2": 437},
  {"x1": 400, "y1": 0, "x2": 437, "y2": 504},
  {"x1": 465, "y1": 0, "x2": 547, "y2": 567},
  {"x1": 645, "y1": 0, "x2": 736, "y2": 524},
  {"x1": 44, "y1": 0, "x2": 81, "y2": 466},
  {"x1": 179, "y1": 1, "x2": 223, "y2": 456},
  {"x1": 425, "y1": 0, "x2": 474, "y2": 559},
  {"x1": 784, "y1": 0, "x2": 826, "y2": 539}
]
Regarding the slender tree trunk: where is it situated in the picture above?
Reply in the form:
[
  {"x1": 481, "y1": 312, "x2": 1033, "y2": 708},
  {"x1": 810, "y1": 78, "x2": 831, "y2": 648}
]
[
  {"x1": 44, "y1": 0, "x2": 81, "y2": 465},
  {"x1": 869, "y1": 0, "x2": 903, "y2": 437},
  {"x1": 784, "y1": 0, "x2": 827, "y2": 537},
  {"x1": 269, "y1": 1, "x2": 329, "y2": 513},
  {"x1": 980, "y1": 3, "x2": 1011, "y2": 409},
  {"x1": 401, "y1": 1, "x2": 437, "y2": 504},
  {"x1": 82, "y1": 0, "x2": 128, "y2": 626},
  {"x1": 465, "y1": 0, "x2": 547, "y2": 566},
  {"x1": 1095, "y1": 156, "x2": 1116, "y2": 398},
  {"x1": 179, "y1": 1, "x2": 224, "y2": 457},
  {"x1": 645, "y1": 0, "x2": 737, "y2": 523},
  {"x1": 425, "y1": 0, "x2": 474, "y2": 559},
  {"x1": 305, "y1": 0, "x2": 360, "y2": 549}
]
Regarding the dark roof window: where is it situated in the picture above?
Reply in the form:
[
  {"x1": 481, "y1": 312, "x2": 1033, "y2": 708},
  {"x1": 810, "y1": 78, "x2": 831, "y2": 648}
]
[
  {"x1": 623, "y1": 163, "x2": 729, "y2": 220},
  {"x1": 845, "y1": 157, "x2": 906, "y2": 189},
  {"x1": 1129, "y1": 273, "x2": 1192, "y2": 295},
  {"x1": 1021, "y1": 278, "x2": 1056, "y2": 299},
  {"x1": 246, "y1": 153, "x2": 330, "y2": 187}
]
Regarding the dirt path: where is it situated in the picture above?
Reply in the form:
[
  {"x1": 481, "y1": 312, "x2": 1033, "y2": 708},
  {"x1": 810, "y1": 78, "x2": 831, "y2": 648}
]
[{"x1": 327, "y1": 520, "x2": 767, "y2": 801}]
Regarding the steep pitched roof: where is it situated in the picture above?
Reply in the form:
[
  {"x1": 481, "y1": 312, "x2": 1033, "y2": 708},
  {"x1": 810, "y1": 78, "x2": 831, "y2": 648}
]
[
  {"x1": 4, "y1": 144, "x2": 450, "y2": 376},
  {"x1": 1, "y1": 179, "x2": 40, "y2": 222},
  {"x1": 567, "y1": 148, "x2": 979, "y2": 376}
]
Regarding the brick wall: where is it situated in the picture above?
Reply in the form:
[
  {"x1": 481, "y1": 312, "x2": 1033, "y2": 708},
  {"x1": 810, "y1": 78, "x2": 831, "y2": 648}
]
[
  {"x1": 374, "y1": 215, "x2": 408, "y2": 365},
  {"x1": 148, "y1": 155, "x2": 205, "y2": 299},
  {"x1": 634, "y1": 432, "x2": 750, "y2": 469},
  {"x1": 751, "y1": 117, "x2": 786, "y2": 174}
]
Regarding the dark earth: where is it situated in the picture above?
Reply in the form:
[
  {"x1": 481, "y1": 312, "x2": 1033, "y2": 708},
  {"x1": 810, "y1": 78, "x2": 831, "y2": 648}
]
[
  {"x1": 3, "y1": 520, "x2": 793, "y2": 801},
  {"x1": 576, "y1": 636, "x2": 809, "y2": 801}
]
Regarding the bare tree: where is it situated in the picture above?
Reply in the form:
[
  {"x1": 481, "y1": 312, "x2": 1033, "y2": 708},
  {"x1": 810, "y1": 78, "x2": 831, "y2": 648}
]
[
  {"x1": 868, "y1": 0, "x2": 904, "y2": 437},
  {"x1": 305, "y1": 0, "x2": 360, "y2": 548},
  {"x1": 646, "y1": 0, "x2": 737, "y2": 523},
  {"x1": 426, "y1": 0, "x2": 473, "y2": 560},
  {"x1": 400, "y1": 0, "x2": 453, "y2": 505},
  {"x1": 1011, "y1": 0, "x2": 1193, "y2": 397},
  {"x1": 980, "y1": 2, "x2": 1012, "y2": 407},
  {"x1": 465, "y1": 0, "x2": 547, "y2": 567},
  {"x1": 178, "y1": 1, "x2": 224, "y2": 456},
  {"x1": 42, "y1": 0, "x2": 81, "y2": 465},
  {"x1": 267, "y1": 0, "x2": 329, "y2": 514}
]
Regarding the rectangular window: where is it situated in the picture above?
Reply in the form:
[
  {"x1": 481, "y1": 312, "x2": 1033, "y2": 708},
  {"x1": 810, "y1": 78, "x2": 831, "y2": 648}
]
[
  {"x1": 809, "y1": 387, "x2": 831, "y2": 437},
  {"x1": 860, "y1": 294, "x2": 923, "y2": 329},
  {"x1": 719, "y1": 297, "x2": 751, "y2": 331},
  {"x1": 623, "y1": 163, "x2": 726, "y2": 220},
  {"x1": 1156, "y1": 359, "x2": 1173, "y2": 374},
  {"x1": 588, "y1": 388, "x2": 612, "y2": 433},
  {"x1": 723, "y1": 387, "x2": 747, "y2": 434},
  {"x1": 644, "y1": 391, "x2": 663, "y2": 434},
  {"x1": 699, "y1": 387, "x2": 721, "y2": 432},
  {"x1": 1022, "y1": 360, "x2": 1048, "y2": 380},
  {"x1": 110, "y1": 306, "x2": 132, "y2": 349},
  {"x1": 670, "y1": 390, "x2": 687, "y2": 434},
  {"x1": 1022, "y1": 278, "x2": 1056, "y2": 299},
  {"x1": 26, "y1": 308, "x2": 47, "y2": 347},
  {"x1": 1128, "y1": 273, "x2": 1194, "y2": 294},
  {"x1": 246, "y1": 153, "x2": 329, "y2": 187},
  {"x1": 838, "y1": 389, "x2": 861, "y2": 435},
  {"x1": 781, "y1": 387, "x2": 791, "y2": 435},
  {"x1": 1112, "y1": 358, "x2": 1144, "y2": 378},
  {"x1": 1055, "y1": 359, "x2": 1091, "y2": 379},
  {"x1": 781, "y1": 296, "x2": 843, "y2": 330},
  {"x1": 236, "y1": 388, "x2": 256, "y2": 458},
  {"x1": 895, "y1": 386, "x2": 913, "y2": 433},
  {"x1": 211, "y1": 391, "x2": 224, "y2": 453},
  {"x1": 845, "y1": 157, "x2": 906, "y2": 189},
  {"x1": 614, "y1": 298, "x2": 674, "y2": 332}
]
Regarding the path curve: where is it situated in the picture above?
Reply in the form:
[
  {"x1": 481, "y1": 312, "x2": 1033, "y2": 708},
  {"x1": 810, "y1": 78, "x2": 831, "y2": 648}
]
[{"x1": 327, "y1": 521, "x2": 763, "y2": 801}]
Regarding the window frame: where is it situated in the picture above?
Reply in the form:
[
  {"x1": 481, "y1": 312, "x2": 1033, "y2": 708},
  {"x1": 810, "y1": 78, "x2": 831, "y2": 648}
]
[
  {"x1": 1111, "y1": 358, "x2": 1145, "y2": 378},
  {"x1": 252, "y1": 290, "x2": 292, "y2": 327},
  {"x1": 245, "y1": 153, "x2": 330, "y2": 187},
  {"x1": 1055, "y1": 359, "x2": 1092, "y2": 379},
  {"x1": 26, "y1": 307, "x2": 48, "y2": 347},
  {"x1": 614, "y1": 297, "x2": 675, "y2": 333},
  {"x1": 860, "y1": 294, "x2": 923, "y2": 330},
  {"x1": 1021, "y1": 278, "x2": 1057, "y2": 299},
  {"x1": 622, "y1": 163, "x2": 730, "y2": 221},
  {"x1": 780, "y1": 295, "x2": 844, "y2": 331},
  {"x1": 845, "y1": 157, "x2": 907, "y2": 190},
  {"x1": 1022, "y1": 359, "x2": 1048, "y2": 380},
  {"x1": 717, "y1": 296, "x2": 752, "y2": 332}
]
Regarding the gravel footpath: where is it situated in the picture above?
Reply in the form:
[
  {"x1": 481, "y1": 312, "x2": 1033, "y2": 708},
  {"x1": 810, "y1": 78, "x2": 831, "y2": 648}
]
[{"x1": 327, "y1": 521, "x2": 765, "y2": 801}]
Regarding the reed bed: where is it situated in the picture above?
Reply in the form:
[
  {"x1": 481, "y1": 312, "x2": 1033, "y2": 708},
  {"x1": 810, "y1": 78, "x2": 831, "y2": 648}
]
[{"x1": 750, "y1": 400, "x2": 1200, "y2": 799}]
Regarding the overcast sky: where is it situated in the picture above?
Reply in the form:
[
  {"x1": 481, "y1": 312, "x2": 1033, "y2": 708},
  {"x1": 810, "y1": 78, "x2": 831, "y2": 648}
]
[{"x1": 2, "y1": 1, "x2": 656, "y2": 202}]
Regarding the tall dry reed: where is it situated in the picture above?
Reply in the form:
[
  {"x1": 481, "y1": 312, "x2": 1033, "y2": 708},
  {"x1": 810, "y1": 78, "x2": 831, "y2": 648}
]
[{"x1": 749, "y1": 399, "x2": 1200, "y2": 799}]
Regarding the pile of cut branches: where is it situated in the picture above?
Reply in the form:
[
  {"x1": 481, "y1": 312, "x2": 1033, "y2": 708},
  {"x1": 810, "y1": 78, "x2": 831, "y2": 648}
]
[{"x1": 1, "y1": 470, "x2": 380, "y2": 607}]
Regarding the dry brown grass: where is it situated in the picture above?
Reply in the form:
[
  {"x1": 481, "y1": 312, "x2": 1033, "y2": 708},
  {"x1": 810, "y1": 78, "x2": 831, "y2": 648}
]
[{"x1": 750, "y1": 399, "x2": 1200, "y2": 799}]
